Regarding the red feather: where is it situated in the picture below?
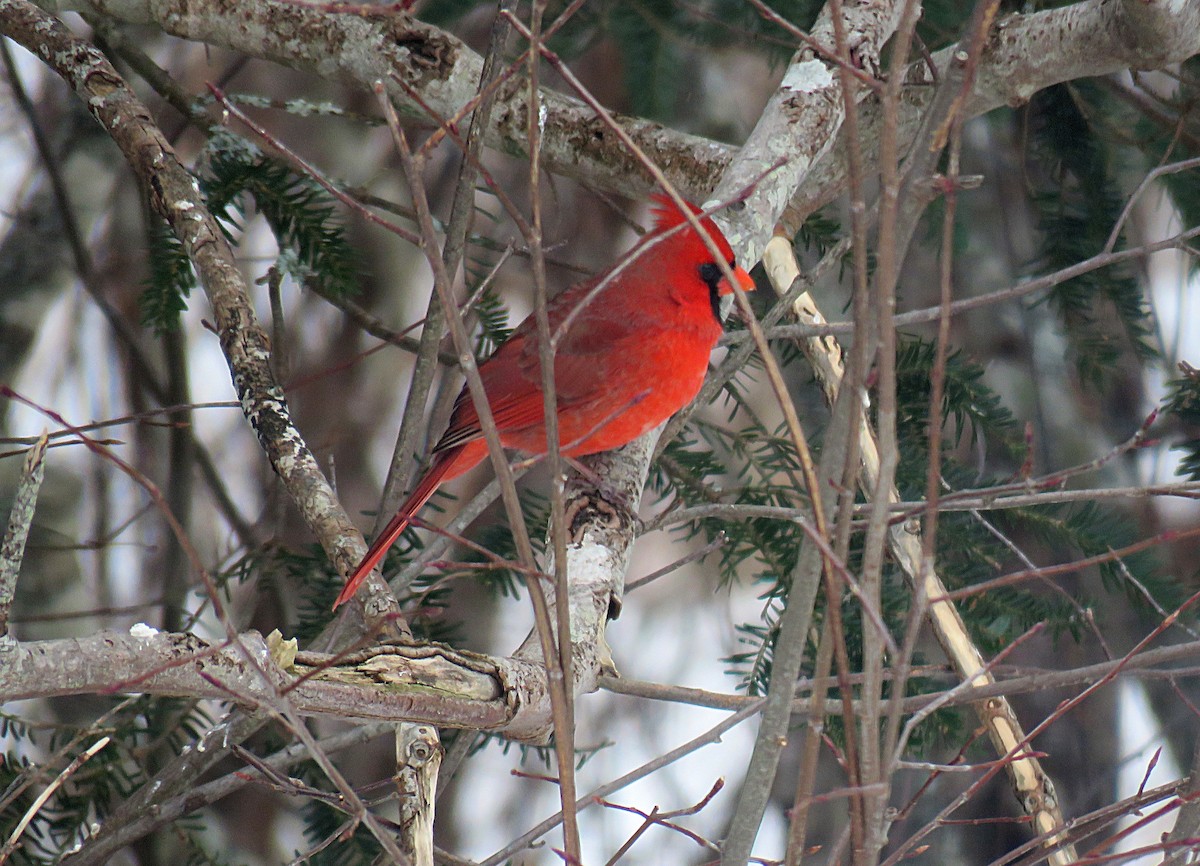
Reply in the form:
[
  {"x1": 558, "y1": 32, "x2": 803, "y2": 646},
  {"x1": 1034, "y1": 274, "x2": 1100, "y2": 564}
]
[{"x1": 334, "y1": 199, "x2": 753, "y2": 609}]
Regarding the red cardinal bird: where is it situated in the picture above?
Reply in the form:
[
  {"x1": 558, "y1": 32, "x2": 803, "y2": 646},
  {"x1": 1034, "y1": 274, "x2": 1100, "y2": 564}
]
[{"x1": 334, "y1": 197, "x2": 754, "y2": 609}]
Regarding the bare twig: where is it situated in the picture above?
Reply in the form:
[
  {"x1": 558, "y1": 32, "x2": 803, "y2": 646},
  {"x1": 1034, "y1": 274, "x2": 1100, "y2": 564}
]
[
  {"x1": 598, "y1": 779, "x2": 726, "y2": 865},
  {"x1": 1104, "y1": 155, "x2": 1200, "y2": 253},
  {"x1": 624, "y1": 534, "x2": 728, "y2": 594},
  {"x1": 478, "y1": 700, "x2": 764, "y2": 866},
  {"x1": 376, "y1": 86, "x2": 578, "y2": 764},
  {"x1": 715, "y1": 0, "x2": 911, "y2": 856},
  {"x1": 939, "y1": 524, "x2": 1200, "y2": 603},
  {"x1": 373, "y1": 0, "x2": 518, "y2": 602},
  {"x1": 883, "y1": 587, "x2": 1200, "y2": 866},
  {"x1": 716, "y1": 221, "x2": 1200, "y2": 345},
  {"x1": 522, "y1": 0, "x2": 581, "y2": 853},
  {"x1": 0, "y1": 736, "x2": 110, "y2": 863}
]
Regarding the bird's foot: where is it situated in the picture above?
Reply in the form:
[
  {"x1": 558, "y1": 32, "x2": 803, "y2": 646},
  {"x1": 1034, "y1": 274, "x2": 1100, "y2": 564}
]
[{"x1": 564, "y1": 455, "x2": 638, "y2": 518}]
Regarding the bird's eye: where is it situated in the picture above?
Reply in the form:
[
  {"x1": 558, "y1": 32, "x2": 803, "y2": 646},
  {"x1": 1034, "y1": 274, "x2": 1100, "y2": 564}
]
[{"x1": 698, "y1": 262, "x2": 722, "y2": 287}]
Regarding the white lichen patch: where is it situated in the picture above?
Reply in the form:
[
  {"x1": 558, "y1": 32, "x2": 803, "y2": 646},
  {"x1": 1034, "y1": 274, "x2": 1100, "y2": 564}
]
[
  {"x1": 275, "y1": 452, "x2": 297, "y2": 476},
  {"x1": 564, "y1": 536, "x2": 622, "y2": 644},
  {"x1": 283, "y1": 98, "x2": 342, "y2": 117},
  {"x1": 781, "y1": 58, "x2": 835, "y2": 94},
  {"x1": 566, "y1": 537, "x2": 618, "y2": 586}
]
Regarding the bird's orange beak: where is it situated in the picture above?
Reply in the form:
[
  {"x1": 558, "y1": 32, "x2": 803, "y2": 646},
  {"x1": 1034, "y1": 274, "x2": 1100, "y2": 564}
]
[
  {"x1": 719, "y1": 265, "x2": 756, "y2": 296},
  {"x1": 715, "y1": 265, "x2": 755, "y2": 324}
]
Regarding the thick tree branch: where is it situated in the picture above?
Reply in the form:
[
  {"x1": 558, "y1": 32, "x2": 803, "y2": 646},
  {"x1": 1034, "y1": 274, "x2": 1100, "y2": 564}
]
[
  {"x1": 782, "y1": 0, "x2": 1200, "y2": 225},
  {"x1": 0, "y1": 628, "x2": 564, "y2": 740},
  {"x1": 41, "y1": 0, "x2": 1200, "y2": 223},
  {"x1": 53, "y1": 0, "x2": 728, "y2": 198},
  {"x1": 513, "y1": 435, "x2": 652, "y2": 681}
]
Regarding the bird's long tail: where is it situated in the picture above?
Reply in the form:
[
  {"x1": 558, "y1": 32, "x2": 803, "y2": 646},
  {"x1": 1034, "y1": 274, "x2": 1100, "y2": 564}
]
[{"x1": 332, "y1": 451, "x2": 458, "y2": 609}]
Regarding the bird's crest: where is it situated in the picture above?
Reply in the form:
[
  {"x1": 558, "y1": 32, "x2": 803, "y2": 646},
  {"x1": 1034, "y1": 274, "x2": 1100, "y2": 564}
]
[
  {"x1": 650, "y1": 194, "x2": 705, "y2": 231},
  {"x1": 648, "y1": 194, "x2": 734, "y2": 262}
]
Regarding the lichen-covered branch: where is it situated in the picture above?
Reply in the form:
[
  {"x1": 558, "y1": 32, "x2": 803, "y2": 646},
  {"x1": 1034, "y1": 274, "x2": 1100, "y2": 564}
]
[
  {"x1": 42, "y1": 0, "x2": 1200, "y2": 225},
  {"x1": 0, "y1": 0, "x2": 403, "y2": 631},
  {"x1": 0, "y1": 433, "x2": 47, "y2": 637},
  {"x1": 514, "y1": 435, "x2": 653, "y2": 686},
  {"x1": 0, "y1": 628, "x2": 562, "y2": 740}
]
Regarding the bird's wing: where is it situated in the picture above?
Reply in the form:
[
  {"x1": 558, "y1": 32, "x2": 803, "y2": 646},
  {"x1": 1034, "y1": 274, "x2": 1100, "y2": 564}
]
[
  {"x1": 432, "y1": 355, "x2": 543, "y2": 453},
  {"x1": 432, "y1": 278, "x2": 647, "y2": 453},
  {"x1": 524, "y1": 282, "x2": 645, "y2": 403}
]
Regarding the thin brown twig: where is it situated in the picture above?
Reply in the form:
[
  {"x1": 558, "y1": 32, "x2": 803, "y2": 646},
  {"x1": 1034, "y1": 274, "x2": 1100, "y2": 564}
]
[
  {"x1": 990, "y1": 781, "x2": 1190, "y2": 866},
  {"x1": 522, "y1": 1, "x2": 580, "y2": 856},
  {"x1": 196, "y1": 664, "x2": 413, "y2": 864},
  {"x1": 879, "y1": 31, "x2": 972, "y2": 844},
  {"x1": 967, "y1": 506, "x2": 1115, "y2": 656},
  {"x1": 386, "y1": 72, "x2": 536, "y2": 242},
  {"x1": 785, "y1": 618, "x2": 837, "y2": 863},
  {"x1": 717, "y1": 222, "x2": 1200, "y2": 345},
  {"x1": 597, "y1": 779, "x2": 726, "y2": 864},
  {"x1": 307, "y1": 280, "x2": 457, "y2": 363},
  {"x1": 623, "y1": 533, "x2": 727, "y2": 593},
  {"x1": 599, "y1": 636, "x2": 1200, "y2": 716},
  {"x1": 891, "y1": 727, "x2": 989, "y2": 826},
  {"x1": 1104, "y1": 155, "x2": 1200, "y2": 253},
  {"x1": 892, "y1": 623, "x2": 1049, "y2": 763},
  {"x1": 1, "y1": 387, "x2": 239, "y2": 636},
  {"x1": 939, "y1": 523, "x2": 1200, "y2": 603},
  {"x1": 373, "y1": 0, "x2": 518, "y2": 621},
  {"x1": 650, "y1": 476, "x2": 1200, "y2": 534},
  {"x1": 0, "y1": 402, "x2": 241, "y2": 448},
  {"x1": 478, "y1": 700, "x2": 764, "y2": 866},
  {"x1": 375, "y1": 82, "x2": 576, "y2": 770},
  {"x1": 209, "y1": 85, "x2": 421, "y2": 246},
  {"x1": 408, "y1": 0, "x2": 590, "y2": 159},
  {"x1": 73, "y1": 720, "x2": 394, "y2": 864},
  {"x1": 883, "y1": 585, "x2": 1200, "y2": 866},
  {"x1": 857, "y1": 0, "x2": 928, "y2": 854},
  {"x1": 743, "y1": 0, "x2": 884, "y2": 91}
]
